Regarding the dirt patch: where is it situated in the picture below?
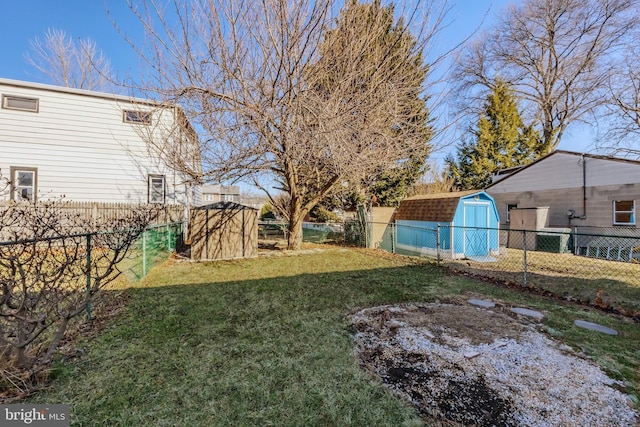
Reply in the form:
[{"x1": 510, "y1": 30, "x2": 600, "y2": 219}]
[
  {"x1": 349, "y1": 302, "x2": 638, "y2": 426},
  {"x1": 383, "y1": 303, "x2": 527, "y2": 346}
]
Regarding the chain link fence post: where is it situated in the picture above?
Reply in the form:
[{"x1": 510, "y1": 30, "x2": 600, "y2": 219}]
[
  {"x1": 392, "y1": 223, "x2": 396, "y2": 254},
  {"x1": 142, "y1": 229, "x2": 147, "y2": 277},
  {"x1": 436, "y1": 225, "x2": 441, "y2": 266}
]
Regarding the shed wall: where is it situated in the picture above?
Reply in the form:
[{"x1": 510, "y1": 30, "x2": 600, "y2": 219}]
[
  {"x1": 190, "y1": 208, "x2": 258, "y2": 260},
  {"x1": 396, "y1": 220, "x2": 450, "y2": 252}
]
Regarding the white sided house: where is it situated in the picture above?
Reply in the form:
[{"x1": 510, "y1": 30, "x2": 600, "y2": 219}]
[
  {"x1": 0, "y1": 78, "x2": 201, "y2": 206},
  {"x1": 487, "y1": 150, "x2": 640, "y2": 230}
]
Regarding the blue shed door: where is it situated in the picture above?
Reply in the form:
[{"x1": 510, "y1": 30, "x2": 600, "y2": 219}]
[{"x1": 464, "y1": 203, "x2": 490, "y2": 256}]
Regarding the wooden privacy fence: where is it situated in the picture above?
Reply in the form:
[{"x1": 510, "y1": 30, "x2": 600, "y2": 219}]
[
  {"x1": 190, "y1": 202, "x2": 258, "y2": 261},
  {"x1": 0, "y1": 201, "x2": 186, "y2": 225}
]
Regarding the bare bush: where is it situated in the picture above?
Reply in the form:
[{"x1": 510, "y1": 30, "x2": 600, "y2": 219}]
[{"x1": 0, "y1": 200, "x2": 157, "y2": 393}]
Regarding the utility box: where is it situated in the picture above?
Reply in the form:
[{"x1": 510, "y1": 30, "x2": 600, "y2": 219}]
[
  {"x1": 508, "y1": 207, "x2": 549, "y2": 250},
  {"x1": 536, "y1": 228, "x2": 572, "y2": 253}
]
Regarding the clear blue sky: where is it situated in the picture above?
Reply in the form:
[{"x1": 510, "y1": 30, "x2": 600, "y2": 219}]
[{"x1": 0, "y1": 0, "x2": 592, "y2": 157}]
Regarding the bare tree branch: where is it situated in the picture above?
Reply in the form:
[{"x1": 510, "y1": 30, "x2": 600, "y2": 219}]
[
  {"x1": 120, "y1": 0, "x2": 452, "y2": 249},
  {"x1": 25, "y1": 28, "x2": 115, "y2": 91},
  {"x1": 0, "y1": 200, "x2": 157, "y2": 388},
  {"x1": 600, "y1": 25, "x2": 640, "y2": 158},
  {"x1": 454, "y1": 0, "x2": 638, "y2": 152}
]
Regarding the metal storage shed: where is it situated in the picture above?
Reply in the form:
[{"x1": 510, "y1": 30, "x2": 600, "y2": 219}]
[
  {"x1": 395, "y1": 190, "x2": 500, "y2": 260},
  {"x1": 190, "y1": 202, "x2": 258, "y2": 261}
]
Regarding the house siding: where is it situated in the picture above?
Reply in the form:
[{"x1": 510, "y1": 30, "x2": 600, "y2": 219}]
[
  {"x1": 488, "y1": 152, "x2": 640, "y2": 228},
  {"x1": 489, "y1": 152, "x2": 640, "y2": 193},
  {"x1": 0, "y1": 79, "x2": 197, "y2": 204}
]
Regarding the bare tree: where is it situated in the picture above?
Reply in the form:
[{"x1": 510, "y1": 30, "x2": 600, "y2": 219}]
[
  {"x1": 25, "y1": 28, "x2": 114, "y2": 91},
  {"x1": 600, "y1": 33, "x2": 640, "y2": 157},
  {"x1": 0, "y1": 200, "x2": 157, "y2": 393},
  {"x1": 121, "y1": 0, "x2": 449, "y2": 249},
  {"x1": 409, "y1": 161, "x2": 457, "y2": 195},
  {"x1": 455, "y1": 0, "x2": 638, "y2": 153}
]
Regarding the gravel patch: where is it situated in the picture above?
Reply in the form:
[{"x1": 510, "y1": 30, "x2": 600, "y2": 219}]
[{"x1": 349, "y1": 303, "x2": 638, "y2": 426}]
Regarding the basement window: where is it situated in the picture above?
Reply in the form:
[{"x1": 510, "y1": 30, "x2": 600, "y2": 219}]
[
  {"x1": 123, "y1": 110, "x2": 151, "y2": 125},
  {"x1": 2, "y1": 95, "x2": 39, "y2": 112},
  {"x1": 613, "y1": 200, "x2": 635, "y2": 225}
]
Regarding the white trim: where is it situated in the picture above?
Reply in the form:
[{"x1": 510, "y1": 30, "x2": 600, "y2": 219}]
[
  {"x1": 612, "y1": 200, "x2": 636, "y2": 225},
  {"x1": 2, "y1": 94, "x2": 39, "y2": 112},
  {"x1": 394, "y1": 243, "x2": 465, "y2": 259}
]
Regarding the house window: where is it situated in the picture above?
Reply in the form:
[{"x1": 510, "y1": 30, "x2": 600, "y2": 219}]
[
  {"x1": 148, "y1": 175, "x2": 165, "y2": 204},
  {"x1": 613, "y1": 200, "x2": 635, "y2": 225},
  {"x1": 123, "y1": 110, "x2": 151, "y2": 125},
  {"x1": 2, "y1": 95, "x2": 39, "y2": 112},
  {"x1": 506, "y1": 203, "x2": 517, "y2": 222},
  {"x1": 10, "y1": 167, "x2": 37, "y2": 202},
  {"x1": 224, "y1": 193, "x2": 236, "y2": 202}
]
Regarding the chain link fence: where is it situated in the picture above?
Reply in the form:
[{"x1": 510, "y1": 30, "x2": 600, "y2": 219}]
[
  {"x1": 124, "y1": 222, "x2": 184, "y2": 280},
  {"x1": 362, "y1": 222, "x2": 640, "y2": 316},
  {"x1": 258, "y1": 221, "x2": 345, "y2": 244},
  {"x1": 0, "y1": 221, "x2": 184, "y2": 287}
]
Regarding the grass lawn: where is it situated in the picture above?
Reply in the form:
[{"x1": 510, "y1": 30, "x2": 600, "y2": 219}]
[{"x1": 32, "y1": 247, "x2": 639, "y2": 426}]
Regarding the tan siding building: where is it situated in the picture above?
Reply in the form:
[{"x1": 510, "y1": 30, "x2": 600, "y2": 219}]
[{"x1": 487, "y1": 151, "x2": 640, "y2": 229}]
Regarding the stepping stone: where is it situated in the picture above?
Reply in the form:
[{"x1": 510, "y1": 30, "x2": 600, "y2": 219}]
[
  {"x1": 467, "y1": 298, "x2": 495, "y2": 308},
  {"x1": 464, "y1": 351, "x2": 481, "y2": 359},
  {"x1": 510, "y1": 307, "x2": 544, "y2": 320},
  {"x1": 574, "y1": 320, "x2": 618, "y2": 335}
]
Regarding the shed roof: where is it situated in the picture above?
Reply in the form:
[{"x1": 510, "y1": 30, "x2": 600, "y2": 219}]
[
  {"x1": 395, "y1": 190, "x2": 480, "y2": 222},
  {"x1": 192, "y1": 201, "x2": 257, "y2": 210}
]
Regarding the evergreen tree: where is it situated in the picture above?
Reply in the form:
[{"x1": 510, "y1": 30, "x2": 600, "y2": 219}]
[
  {"x1": 446, "y1": 80, "x2": 543, "y2": 190},
  {"x1": 314, "y1": 0, "x2": 432, "y2": 209}
]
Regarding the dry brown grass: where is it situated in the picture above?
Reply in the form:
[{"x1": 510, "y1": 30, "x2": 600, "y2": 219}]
[{"x1": 446, "y1": 248, "x2": 640, "y2": 316}]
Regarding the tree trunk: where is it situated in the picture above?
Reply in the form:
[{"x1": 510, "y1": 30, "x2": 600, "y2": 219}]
[
  {"x1": 287, "y1": 196, "x2": 305, "y2": 250},
  {"x1": 287, "y1": 215, "x2": 304, "y2": 251}
]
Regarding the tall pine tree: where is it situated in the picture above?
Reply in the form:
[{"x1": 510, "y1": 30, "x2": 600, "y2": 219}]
[
  {"x1": 313, "y1": 0, "x2": 432, "y2": 209},
  {"x1": 446, "y1": 80, "x2": 543, "y2": 190}
]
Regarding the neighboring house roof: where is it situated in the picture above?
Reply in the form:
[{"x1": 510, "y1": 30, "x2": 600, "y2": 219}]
[
  {"x1": 201, "y1": 184, "x2": 240, "y2": 195},
  {"x1": 487, "y1": 150, "x2": 640, "y2": 189},
  {"x1": 395, "y1": 190, "x2": 481, "y2": 222},
  {"x1": 0, "y1": 77, "x2": 159, "y2": 106}
]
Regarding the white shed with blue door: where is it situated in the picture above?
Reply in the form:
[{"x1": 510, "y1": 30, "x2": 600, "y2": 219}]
[{"x1": 394, "y1": 190, "x2": 500, "y2": 260}]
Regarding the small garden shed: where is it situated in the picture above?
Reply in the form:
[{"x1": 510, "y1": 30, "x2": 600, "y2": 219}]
[
  {"x1": 395, "y1": 190, "x2": 500, "y2": 260},
  {"x1": 190, "y1": 202, "x2": 258, "y2": 261}
]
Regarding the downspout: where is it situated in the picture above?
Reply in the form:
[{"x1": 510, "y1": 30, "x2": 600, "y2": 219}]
[{"x1": 570, "y1": 154, "x2": 587, "y2": 221}]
